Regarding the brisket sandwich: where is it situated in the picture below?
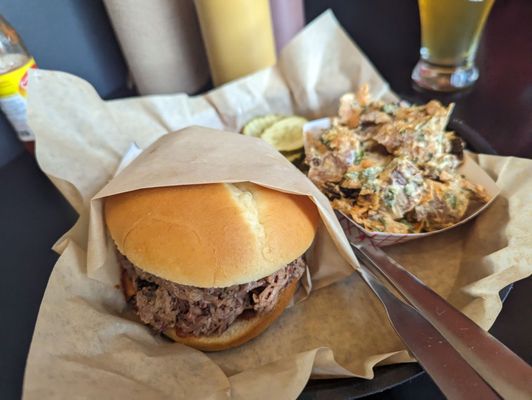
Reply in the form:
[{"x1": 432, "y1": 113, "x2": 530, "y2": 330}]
[{"x1": 104, "y1": 182, "x2": 319, "y2": 351}]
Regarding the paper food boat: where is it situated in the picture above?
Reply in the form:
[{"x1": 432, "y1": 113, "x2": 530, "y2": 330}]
[{"x1": 303, "y1": 118, "x2": 501, "y2": 247}]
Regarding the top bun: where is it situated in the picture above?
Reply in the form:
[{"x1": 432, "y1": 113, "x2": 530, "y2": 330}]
[{"x1": 104, "y1": 182, "x2": 319, "y2": 288}]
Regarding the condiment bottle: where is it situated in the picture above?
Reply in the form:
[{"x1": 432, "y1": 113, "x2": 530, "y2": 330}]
[
  {"x1": 194, "y1": 0, "x2": 276, "y2": 86},
  {"x1": 269, "y1": 0, "x2": 305, "y2": 54},
  {"x1": 0, "y1": 15, "x2": 36, "y2": 153},
  {"x1": 104, "y1": 0, "x2": 210, "y2": 95}
]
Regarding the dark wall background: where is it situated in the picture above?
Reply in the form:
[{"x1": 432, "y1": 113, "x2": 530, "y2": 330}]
[
  {"x1": 306, "y1": 0, "x2": 420, "y2": 94},
  {"x1": 0, "y1": 0, "x2": 128, "y2": 166}
]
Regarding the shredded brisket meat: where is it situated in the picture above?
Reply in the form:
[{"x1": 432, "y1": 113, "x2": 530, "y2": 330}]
[{"x1": 117, "y1": 252, "x2": 306, "y2": 337}]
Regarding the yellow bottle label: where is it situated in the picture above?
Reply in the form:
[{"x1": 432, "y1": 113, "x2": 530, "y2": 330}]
[
  {"x1": 0, "y1": 57, "x2": 35, "y2": 97},
  {"x1": 0, "y1": 57, "x2": 36, "y2": 141}
]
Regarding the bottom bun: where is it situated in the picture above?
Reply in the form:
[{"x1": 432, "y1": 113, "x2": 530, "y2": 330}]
[{"x1": 163, "y1": 277, "x2": 300, "y2": 352}]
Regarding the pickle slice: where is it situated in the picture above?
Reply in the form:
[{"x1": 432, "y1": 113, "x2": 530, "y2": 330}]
[
  {"x1": 261, "y1": 116, "x2": 308, "y2": 152},
  {"x1": 242, "y1": 114, "x2": 284, "y2": 137}
]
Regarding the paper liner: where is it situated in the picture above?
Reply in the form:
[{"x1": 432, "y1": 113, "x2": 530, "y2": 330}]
[
  {"x1": 303, "y1": 118, "x2": 501, "y2": 246},
  {"x1": 87, "y1": 127, "x2": 357, "y2": 290},
  {"x1": 22, "y1": 10, "x2": 532, "y2": 400}
]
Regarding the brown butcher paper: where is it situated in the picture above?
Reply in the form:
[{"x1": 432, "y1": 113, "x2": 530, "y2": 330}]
[{"x1": 23, "y1": 11, "x2": 532, "y2": 400}]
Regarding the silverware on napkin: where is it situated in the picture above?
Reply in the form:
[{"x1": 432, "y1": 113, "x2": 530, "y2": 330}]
[
  {"x1": 341, "y1": 214, "x2": 532, "y2": 399},
  {"x1": 355, "y1": 260, "x2": 500, "y2": 399}
]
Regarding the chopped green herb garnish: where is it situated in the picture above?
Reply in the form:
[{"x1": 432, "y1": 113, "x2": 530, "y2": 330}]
[
  {"x1": 382, "y1": 103, "x2": 397, "y2": 114},
  {"x1": 378, "y1": 216, "x2": 387, "y2": 228},
  {"x1": 354, "y1": 149, "x2": 365, "y2": 164},
  {"x1": 319, "y1": 136, "x2": 331, "y2": 148},
  {"x1": 399, "y1": 218, "x2": 414, "y2": 232},
  {"x1": 446, "y1": 193, "x2": 458, "y2": 209},
  {"x1": 362, "y1": 166, "x2": 383, "y2": 179},
  {"x1": 344, "y1": 171, "x2": 360, "y2": 180},
  {"x1": 383, "y1": 187, "x2": 396, "y2": 207}
]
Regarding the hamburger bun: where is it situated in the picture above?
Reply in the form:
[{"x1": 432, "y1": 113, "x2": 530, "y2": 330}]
[
  {"x1": 163, "y1": 277, "x2": 299, "y2": 351},
  {"x1": 105, "y1": 182, "x2": 319, "y2": 287}
]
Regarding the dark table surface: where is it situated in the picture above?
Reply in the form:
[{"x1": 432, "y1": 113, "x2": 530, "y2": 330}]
[{"x1": 1, "y1": 1, "x2": 531, "y2": 399}]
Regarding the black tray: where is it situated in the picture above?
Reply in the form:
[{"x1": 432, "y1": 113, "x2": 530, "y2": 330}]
[
  {"x1": 300, "y1": 119, "x2": 507, "y2": 399},
  {"x1": 0, "y1": 119, "x2": 509, "y2": 400}
]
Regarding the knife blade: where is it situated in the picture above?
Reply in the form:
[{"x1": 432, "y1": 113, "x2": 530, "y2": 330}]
[
  {"x1": 353, "y1": 239, "x2": 532, "y2": 399},
  {"x1": 354, "y1": 259, "x2": 500, "y2": 399}
]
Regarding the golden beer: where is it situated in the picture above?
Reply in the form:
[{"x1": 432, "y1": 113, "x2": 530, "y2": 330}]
[
  {"x1": 412, "y1": 0, "x2": 495, "y2": 91},
  {"x1": 419, "y1": 0, "x2": 494, "y2": 66}
]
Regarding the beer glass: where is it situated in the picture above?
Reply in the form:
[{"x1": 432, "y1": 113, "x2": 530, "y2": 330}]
[{"x1": 412, "y1": 0, "x2": 495, "y2": 92}]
